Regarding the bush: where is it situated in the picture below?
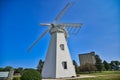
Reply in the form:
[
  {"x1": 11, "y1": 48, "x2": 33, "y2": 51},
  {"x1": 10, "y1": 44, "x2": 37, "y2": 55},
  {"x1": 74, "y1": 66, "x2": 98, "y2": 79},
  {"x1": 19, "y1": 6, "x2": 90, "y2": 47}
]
[
  {"x1": 20, "y1": 69, "x2": 41, "y2": 80},
  {"x1": 13, "y1": 77, "x2": 20, "y2": 80},
  {"x1": 4, "y1": 78, "x2": 8, "y2": 80}
]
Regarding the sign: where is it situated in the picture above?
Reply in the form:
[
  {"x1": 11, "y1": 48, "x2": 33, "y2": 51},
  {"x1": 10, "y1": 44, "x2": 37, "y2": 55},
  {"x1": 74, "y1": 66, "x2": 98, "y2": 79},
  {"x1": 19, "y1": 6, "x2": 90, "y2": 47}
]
[{"x1": 0, "y1": 72, "x2": 9, "y2": 77}]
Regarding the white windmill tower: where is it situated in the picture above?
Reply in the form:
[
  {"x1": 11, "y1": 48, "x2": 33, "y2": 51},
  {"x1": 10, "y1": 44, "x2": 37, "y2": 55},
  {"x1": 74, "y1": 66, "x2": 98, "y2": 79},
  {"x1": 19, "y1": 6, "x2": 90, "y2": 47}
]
[{"x1": 28, "y1": 2, "x2": 82, "y2": 78}]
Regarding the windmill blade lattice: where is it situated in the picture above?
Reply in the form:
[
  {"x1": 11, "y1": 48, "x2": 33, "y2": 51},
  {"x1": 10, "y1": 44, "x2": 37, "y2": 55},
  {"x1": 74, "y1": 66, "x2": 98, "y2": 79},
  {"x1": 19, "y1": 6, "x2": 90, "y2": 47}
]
[
  {"x1": 59, "y1": 23, "x2": 82, "y2": 27},
  {"x1": 40, "y1": 23, "x2": 51, "y2": 26},
  {"x1": 27, "y1": 29, "x2": 49, "y2": 52},
  {"x1": 53, "y1": 2, "x2": 72, "y2": 24},
  {"x1": 59, "y1": 23, "x2": 83, "y2": 34}
]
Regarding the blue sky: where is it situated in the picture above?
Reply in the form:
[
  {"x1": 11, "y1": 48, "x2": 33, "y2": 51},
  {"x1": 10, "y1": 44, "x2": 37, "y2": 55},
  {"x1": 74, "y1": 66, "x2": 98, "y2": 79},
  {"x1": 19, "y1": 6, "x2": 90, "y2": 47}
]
[{"x1": 0, "y1": 0, "x2": 120, "y2": 68}]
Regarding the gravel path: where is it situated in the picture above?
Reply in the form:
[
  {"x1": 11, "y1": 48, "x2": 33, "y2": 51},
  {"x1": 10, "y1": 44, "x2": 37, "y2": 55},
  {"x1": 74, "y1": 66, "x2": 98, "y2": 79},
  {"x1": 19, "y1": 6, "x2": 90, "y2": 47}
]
[{"x1": 42, "y1": 75, "x2": 96, "y2": 80}]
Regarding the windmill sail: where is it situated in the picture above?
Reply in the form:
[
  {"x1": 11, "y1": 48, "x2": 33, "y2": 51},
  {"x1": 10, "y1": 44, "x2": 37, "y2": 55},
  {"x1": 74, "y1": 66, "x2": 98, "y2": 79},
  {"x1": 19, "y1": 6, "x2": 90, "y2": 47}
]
[
  {"x1": 53, "y1": 2, "x2": 72, "y2": 23},
  {"x1": 27, "y1": 29, "x2": 49, "y2": 52}
]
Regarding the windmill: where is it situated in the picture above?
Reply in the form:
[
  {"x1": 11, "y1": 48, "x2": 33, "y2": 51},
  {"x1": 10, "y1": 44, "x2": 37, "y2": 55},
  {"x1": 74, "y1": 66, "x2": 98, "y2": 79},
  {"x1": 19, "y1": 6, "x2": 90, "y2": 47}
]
[{"x1": 28, "y1": 2, "x2": 82, "y2": 78}]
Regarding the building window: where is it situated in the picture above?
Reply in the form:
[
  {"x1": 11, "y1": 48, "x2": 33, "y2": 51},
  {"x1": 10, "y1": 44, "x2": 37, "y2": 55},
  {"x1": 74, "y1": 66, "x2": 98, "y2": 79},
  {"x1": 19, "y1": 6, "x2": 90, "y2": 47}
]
[
  {"x1": 62, "y1": 62, "x2": 67, "y2": 69},
  {"x1": 60, "y1": 44, "x2": 64, "y2": 50}
]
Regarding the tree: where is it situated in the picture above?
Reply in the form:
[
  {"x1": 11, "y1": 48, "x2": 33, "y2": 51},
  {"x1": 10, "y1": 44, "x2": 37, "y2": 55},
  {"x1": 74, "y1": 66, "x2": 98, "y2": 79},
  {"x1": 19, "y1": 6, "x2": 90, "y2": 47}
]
[
  {"x1": 0, "y1": 68, "x2": 4, "y2": 71},
  {"x1": 73, "y1": 60, "x2": 79, "y2": 73},
  {"x1": 79, "y1": 63, "x2": 97, "y2": 73},
  {"x1": 21, "y1": 69, "x2": 41, "y2": 80},
  {"x1": 37, "y1": 59, "x2": 44, "y2": 73},
  {"x1": 103, "y1": 60, "x2": 111, "y2": 70},
  {"x1": 14, "y1": 67, "x2": 23, "y2": 74},
  {"x1": 95, "y1": 55, "x2": 104, "y2": 72},
  {"x1": 3, "y1": 66, "x2": 13, "y2": 71}
]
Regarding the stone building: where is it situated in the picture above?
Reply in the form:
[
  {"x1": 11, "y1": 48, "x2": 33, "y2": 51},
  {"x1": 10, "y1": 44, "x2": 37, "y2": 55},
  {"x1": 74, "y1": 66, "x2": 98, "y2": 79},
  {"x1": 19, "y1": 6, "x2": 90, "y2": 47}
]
[{"x1": 79, "y1": 52, "x2": 96, "y2": 65}]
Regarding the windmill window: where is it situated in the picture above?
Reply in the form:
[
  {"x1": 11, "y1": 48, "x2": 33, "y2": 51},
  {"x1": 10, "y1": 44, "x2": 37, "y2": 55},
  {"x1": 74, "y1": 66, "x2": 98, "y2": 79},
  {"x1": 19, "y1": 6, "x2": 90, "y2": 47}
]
[
  {"x1": 60, "y1": 44, "x2": 64, "y2": 50},
  {"x1": 62, "y1": 62, "x2": 67, "y2": 69}
]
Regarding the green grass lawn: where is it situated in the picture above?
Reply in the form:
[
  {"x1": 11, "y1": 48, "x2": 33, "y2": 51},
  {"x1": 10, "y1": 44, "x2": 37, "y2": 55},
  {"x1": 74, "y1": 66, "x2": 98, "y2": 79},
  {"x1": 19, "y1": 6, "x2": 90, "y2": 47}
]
[{"x1": 69, "y1": 71, "x2": 120, "y2": 80}]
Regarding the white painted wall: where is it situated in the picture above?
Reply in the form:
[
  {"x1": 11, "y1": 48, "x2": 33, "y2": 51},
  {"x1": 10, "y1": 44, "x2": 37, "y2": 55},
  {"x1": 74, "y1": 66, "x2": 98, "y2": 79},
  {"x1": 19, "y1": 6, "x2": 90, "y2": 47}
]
[
  {"x1": 56, "y1": 32, "x2": 76, "y2": 78},
  {"x1": 42, "y1": 29, "x2": 76, "y2": 78},
  {"x1": 42, "y1": 33, "x2": 56, "y2": 78}
]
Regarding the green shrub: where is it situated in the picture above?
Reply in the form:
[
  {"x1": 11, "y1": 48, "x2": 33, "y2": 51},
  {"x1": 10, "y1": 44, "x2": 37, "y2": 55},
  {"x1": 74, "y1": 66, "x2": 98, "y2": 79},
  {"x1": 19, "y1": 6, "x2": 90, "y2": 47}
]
[
  {"x1": 4, "y1": 78, "x2": 8, "y2": 80},
  {"x1": 12, "y1": 77, "x2": 20, "y2": 80},
  {"x1": 20, "y1": 69, "x2": 41, "y2": 80}
]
